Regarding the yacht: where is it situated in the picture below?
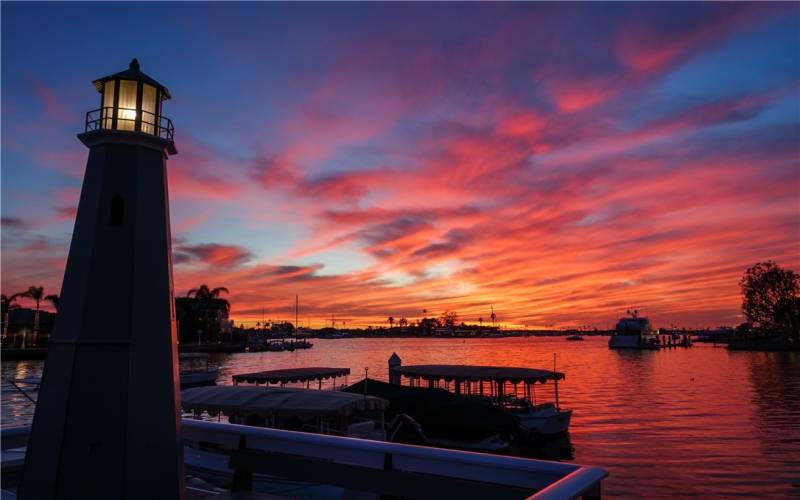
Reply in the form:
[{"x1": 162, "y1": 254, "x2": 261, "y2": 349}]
[{"x1": 609, "y1": 310, "x2": 660, "y2": 349}]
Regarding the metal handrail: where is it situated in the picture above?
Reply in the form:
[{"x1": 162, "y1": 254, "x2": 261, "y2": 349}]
[
  {"x1": 528, "y1": 466, "x2": 607, "y2": 500},
  {"x1": 84, "y1": 107, "x2": 174, "y2": 142},
  {"x1": 2, "y1": 421, "x2": 607, "y2": 497},
  {"x1": 182, "y1": 419, "x2": 570, "y2": 490}
]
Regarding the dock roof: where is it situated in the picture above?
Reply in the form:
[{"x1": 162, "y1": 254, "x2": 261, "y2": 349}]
[
  {"x1": 181, "y1": 386, "x2": 387, "y2": 417},
  {"x1": 392, "y1": 365, "x2": 564, "y2": 384},
  {"x1": 233, "y1": 367, "x2": 350, "y2": 385}
]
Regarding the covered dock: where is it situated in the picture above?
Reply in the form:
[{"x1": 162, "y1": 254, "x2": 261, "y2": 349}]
[{"x1": 232, "y1": 367, "x2": 350, "y2": 389}]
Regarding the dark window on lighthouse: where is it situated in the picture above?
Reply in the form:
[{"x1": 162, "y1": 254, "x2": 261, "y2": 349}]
[{"x1": 109, "y1": 195, "x2": 125, "y2": 226}]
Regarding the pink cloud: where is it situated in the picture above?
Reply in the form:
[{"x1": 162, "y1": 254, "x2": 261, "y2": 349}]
[{"x1": 174, "y1": 243, "x2": 253, "y2": 268}]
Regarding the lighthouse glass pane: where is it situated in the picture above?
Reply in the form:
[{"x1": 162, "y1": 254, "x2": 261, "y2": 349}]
[
  {"x1": 141, "y1": 84, "x2": 156, "y2": 135},
  {"x1": 102, "y1": 81, "x2": 115, "y2": 129},
  {"x1": 117, "y1": 80, "x2": 137, "y2": 131}
]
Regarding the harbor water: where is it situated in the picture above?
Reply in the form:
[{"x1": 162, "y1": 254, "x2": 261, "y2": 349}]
[{"x1": 3, "y1": 336, "x2": 798, "y2": 498}]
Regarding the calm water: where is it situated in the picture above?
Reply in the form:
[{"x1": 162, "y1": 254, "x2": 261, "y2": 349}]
[{"x1": 3, "y1": 337, "x2": 799, "y2": 498}]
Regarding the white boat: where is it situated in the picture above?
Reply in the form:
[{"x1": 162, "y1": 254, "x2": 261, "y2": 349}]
[
  {"x1": 609, "y1": 310, "x2": 660, "y2": 350},
  {"x1": 513, "y1": 402, "x2": 572, "y2": 436},
  {"x1": 179, "y1": 353, "x2": 219, "y2": 387},
  {"x1": 182, "y1": 385, "x2": 388, "y2": 440},
  {"x1": 293, "y1": 338, "x2": 314, "y2": 349}
]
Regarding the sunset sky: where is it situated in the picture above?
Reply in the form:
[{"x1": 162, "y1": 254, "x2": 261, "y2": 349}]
[{"x1": 2, "y1": 3, "x2": 798, "y2": 329}]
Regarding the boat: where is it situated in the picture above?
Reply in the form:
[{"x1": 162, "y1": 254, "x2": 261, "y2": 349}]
[
  {"x1": 503, "y1": 399, "x2": 572, "y2": 436},
  {"x1": 266, "y1": 340, "x2": 285, "y2": 351},
  {"x1": 565, "y1": 335, "x2": 584, "y2": 341},
  {"x1": 288, "y1": 296, "x2": 313, "y2": 350},
  {"x1": 182, "y1": 385, "x2": 388, "y2": 440},
  {"x1": 387, "y1": 362, "x2": 572, "y2": 438},
  {"x1": 608, "y1": 310, "x2": 660, "y2": 349},
  {"x1": 344, "y1": 378, "x2": 516, "y2": 451},
  {"x1": 179, "y1": 353, "x2": 219, "y2": 387},
  {"x1": 293, "y1": 338, "x2": 314, "y2": 349}
]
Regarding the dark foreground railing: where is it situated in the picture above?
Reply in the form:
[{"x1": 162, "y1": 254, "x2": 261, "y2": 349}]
[{"x1": 2, "y1": 421, "x2": 606, "y2": 499}]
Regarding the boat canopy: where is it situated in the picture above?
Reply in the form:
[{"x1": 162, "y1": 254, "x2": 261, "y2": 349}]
[
  {"x1": 392, "y1": 365, "x2": 564, "y2": 384},
  {"x1": 181, "y1": 385, "x2": 387, "y2": 418},
  {"x1": 233, "y1": 367, "x2": 350, "y2": 385}
]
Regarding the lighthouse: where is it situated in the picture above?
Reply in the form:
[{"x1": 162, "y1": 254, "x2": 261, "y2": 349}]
[{"x1": 20, "y1": 60, "x2": 184, "y2": 499}]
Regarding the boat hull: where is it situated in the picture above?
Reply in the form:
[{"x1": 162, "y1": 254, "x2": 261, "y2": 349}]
[
  {"x1": 180, "y1": 369, "x2": 219, "y2": 387},
  {"x1": 609, "y1": 335, "x2": 660, "y2": 349},
  {"x1": 519, "y1": 409, "x2": 572, "y2": 436},
  {"x1": 427, "y1": 434, "x2": 512, "y2": 452}
]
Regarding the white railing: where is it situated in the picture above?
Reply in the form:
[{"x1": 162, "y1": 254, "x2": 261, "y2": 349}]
[{"x1": 3, "y1": 421, "x2": 606, "y2": 498}]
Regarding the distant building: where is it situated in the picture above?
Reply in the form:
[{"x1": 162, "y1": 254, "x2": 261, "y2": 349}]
[
  {"x1": 1, "y1": 308, "x2": 56, "y2": 348},
  {"x1": 6, "y1": 308, "x2": 56, "y2": 333}
]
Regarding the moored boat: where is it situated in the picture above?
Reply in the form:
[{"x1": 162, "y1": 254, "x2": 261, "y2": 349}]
[
  {"x1": 179, "y1": 353, "x2": 219, "y2": 387},
  {"x1": 267, "y1": 340, "x2": 285, "y2": 351},
  {"x1": 388, "y1": 360, "x2": 572, "y2": 438},
  {"x1": 344, "y1": 377, "x2": 516, "y2": 451},
  {"x1": 609, "y1": 309, "x2": 660, "y2": 349},
  {"x1": 182, "y1": 385, "x2": 388, "y2": 440},
  {"x1": 293, "y1": 338, "x2": 314, "y2": 349}
]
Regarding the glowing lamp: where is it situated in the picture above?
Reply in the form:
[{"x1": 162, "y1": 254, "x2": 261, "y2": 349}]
[{"x1": 87, "y1": 58, "x2": 173, "y2": 142}]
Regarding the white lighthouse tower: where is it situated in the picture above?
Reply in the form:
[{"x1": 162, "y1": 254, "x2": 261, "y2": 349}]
[{"x1": 20, "y1": 59, "x2": 184, "y2": 499}]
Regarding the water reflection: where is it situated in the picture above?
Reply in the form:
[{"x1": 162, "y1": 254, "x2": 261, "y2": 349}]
[
  {"x1": 745, "y1": 352, "x2": 800, "y2": 497},
  {"x1": 3, "y1": 337, "x2": 799, "y2": 498},
  {"x1": 510, "y1": 433, "x2": 574, "y2": 461}
]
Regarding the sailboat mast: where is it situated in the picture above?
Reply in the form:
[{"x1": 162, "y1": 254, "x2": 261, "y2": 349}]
[{"x1": 295, "y1": 295, "x2": 299, "y2": 340}]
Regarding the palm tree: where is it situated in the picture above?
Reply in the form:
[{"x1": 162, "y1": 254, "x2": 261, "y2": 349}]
[
  {"x1": 479, "y1": 317, "x2": 484, "y2": 329},
  {"x1": 45, "y1": 294, "x2": 60, "y2": 312},
  {"x1": 388, "y1": 316, "x2": 395, "y2": 329},
  {"x1": 186, "y1": 285, "x2": 231, "y2": 341},
  {"x1": 187, "y1": 284, "x2": 230, "y2": 300},
  {"x1": 1, "y1": 294, "x2": 21, "y2": 340},
  {"x1": 23, "y1": 286, "x2": 45, "y2": 340},
  {"x1": 399, "y1": 317, "x2": 408, "y2": 328}
]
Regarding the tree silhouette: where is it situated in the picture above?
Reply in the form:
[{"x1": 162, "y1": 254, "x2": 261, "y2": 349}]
[
  {"x1": 181, "y1": 285, "x2": 232, "y2": 343},
  {"x1": 441, "y1": 310, "x2": 458, "y2": 328},
  {"x1": 22, "y1": 286, "x2": 45, "y2": 337},
  {"x1": 187, "y1": 284, "x2": 231, "y2": 310},
  {"x1": 45, "y1": 294, "x2": 60, "y2": 312},
  {"x1": 387, "y1": 316, "x2": 395, "y2": 329},
  {"x1": 1, "y1": 294, "x2": 21, "y2": 339},
  {"x1": 740, "y1": 261, "x2": 799, "y2": 338}
]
